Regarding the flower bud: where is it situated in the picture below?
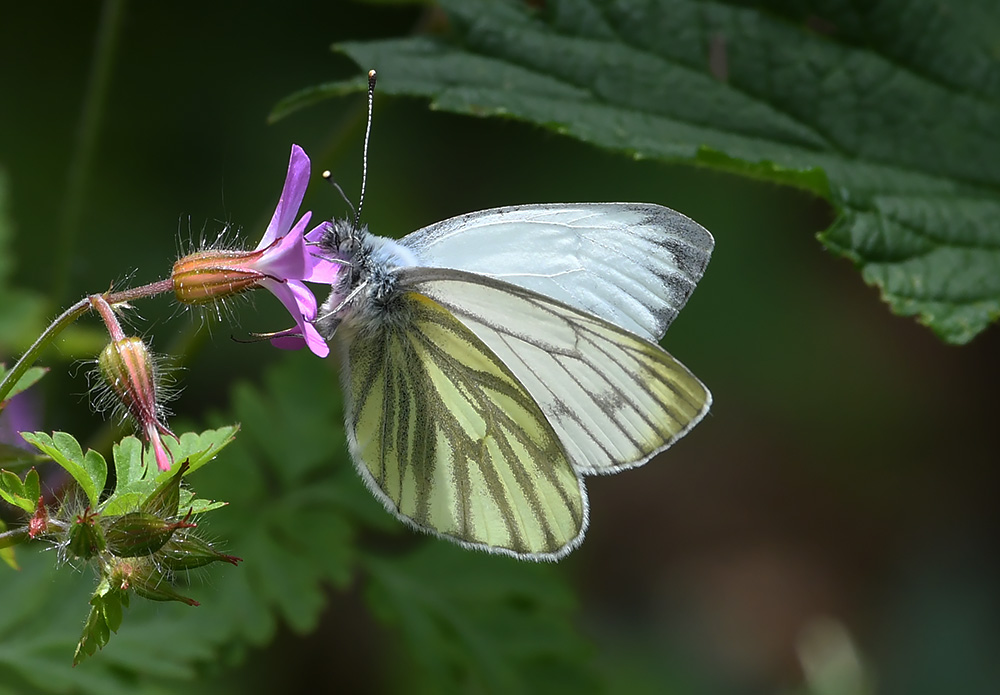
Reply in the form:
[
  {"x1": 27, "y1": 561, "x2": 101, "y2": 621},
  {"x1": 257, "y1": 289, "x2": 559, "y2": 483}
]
[
  {"x1": 97, "y1": 337, "x2": 176, "y2": 471},
  {"x1": 171, "y1": 249, "x2": 268, "y2": 305},
  {"x1": 104, "y1": 511, "x2": 194, "y2": 558},
  {"x1": 156, "y1": 534, "x2": 242, "y2": 572},
  {"x1": 67, "y1": 508, "x2": 107, "y2": 560},
  {"x1": 106, "y1": 556, "x2": 199, "y2": 606},
  {"x1": 98, "y1": 337, "x2": 158, "y2": 425}
]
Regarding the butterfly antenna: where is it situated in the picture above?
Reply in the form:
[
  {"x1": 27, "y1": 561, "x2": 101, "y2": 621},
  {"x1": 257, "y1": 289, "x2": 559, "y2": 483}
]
[
  {"x1": 321, "y1": 170, "x2": 356, "y2": 218},
  {"x1": 353, "y1": 69, "x2": 377, "y2": 239}
]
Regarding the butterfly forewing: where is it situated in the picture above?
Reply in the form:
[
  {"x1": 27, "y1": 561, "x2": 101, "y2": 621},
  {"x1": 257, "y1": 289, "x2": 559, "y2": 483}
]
[
  {"x1": 338, "y1": 291, "x2": 586, "y2": 558},
  {"x1": 400, "y1": 203, "x2": 714, "y2": 342},
  {"x1": 402, "y1": 268, "x2": 711, "y2": 475}
]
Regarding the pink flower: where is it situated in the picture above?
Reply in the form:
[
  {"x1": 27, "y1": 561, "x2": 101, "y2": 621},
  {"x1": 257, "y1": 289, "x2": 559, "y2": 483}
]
[{"x1": 171, "y1": 145, "x2": 339, "y2": 357}]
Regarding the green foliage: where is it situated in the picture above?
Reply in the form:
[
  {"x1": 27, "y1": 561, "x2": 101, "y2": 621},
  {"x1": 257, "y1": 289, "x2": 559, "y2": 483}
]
[
  {"x1": 275, "y1": 0, "x2": 1000, "y2": 344},
  {"x1": 0, "y1": 429, "x2": 239, "y2": 668},
  {"x1": 0, "y1": 467, "x2": 40, "y2": 513},
  {"x1": 75, "y1": 580, "x2": 129, "y2": 666},
  {"x1": 0, "y1": 354, "x2": 599, "y2": 692},
  {"x1": 19, "y1": 432, "x2": 107, "y2": 508},
  {"x1": 99, "y1": 429, "x2": 236, "y2": 517},
  {"x1": 365, "y1": 543, "x2": 601, "y2": 695}
]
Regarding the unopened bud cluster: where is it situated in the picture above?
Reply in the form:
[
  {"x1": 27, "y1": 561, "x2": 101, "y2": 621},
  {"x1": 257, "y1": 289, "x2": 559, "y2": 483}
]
[{"x1": 59, "y1": 463, "x2": 239, "y2": 606}]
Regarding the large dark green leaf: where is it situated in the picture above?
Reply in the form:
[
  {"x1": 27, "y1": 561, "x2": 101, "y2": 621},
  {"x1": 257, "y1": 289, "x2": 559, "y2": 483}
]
[{"x1": 275, "y1": 0, "x2": 1000, "y2": 344}]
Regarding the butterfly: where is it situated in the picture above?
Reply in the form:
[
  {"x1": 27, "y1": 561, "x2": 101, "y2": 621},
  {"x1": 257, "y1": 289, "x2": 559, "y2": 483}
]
[{"x1": 313, "y1": 73, "x2": 713, "y2": 560}]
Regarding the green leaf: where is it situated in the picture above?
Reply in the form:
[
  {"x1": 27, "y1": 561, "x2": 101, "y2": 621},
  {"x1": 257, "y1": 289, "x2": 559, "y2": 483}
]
[
  {"x1": 278, "y1": 0, "x2": 1000, "y2": 344},
  {"x1": 162, "y1": 425, "x2": 239, "y2": 477},
  {"x1": 111, "y1": 436, "x2": 144, "y2": 496},
  {"x1": 365, "y1": 543, "x2": 601, "y2": 695},
  {"x1": 20, "y1": 431, "x2": 107, "y2": 508},
  {"x1": 100, "y1": 428, "x2": 237, "y2": 516},
  {"x1": 0, "y1": 467, "x2": 40, "y2": 513},
  {"x1": 74, "y1": 581, "x2": 126, "y2": 666}
]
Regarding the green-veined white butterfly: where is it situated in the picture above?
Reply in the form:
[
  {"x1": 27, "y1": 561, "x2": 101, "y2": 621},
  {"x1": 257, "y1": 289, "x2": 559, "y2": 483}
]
[{"x1": 314, "y1": 73, "x2": 713, "y2": 560}]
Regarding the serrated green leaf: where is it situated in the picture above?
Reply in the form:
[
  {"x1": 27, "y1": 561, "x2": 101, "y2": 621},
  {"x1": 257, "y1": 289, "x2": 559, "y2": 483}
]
[
  {"x1": 20, "y1": 431, "x2": 107, "y2": 508},
  {"x1": 0, "y1": 469, "x2": 35, "y2": 513},
  {"x1": 23, "y1": 467, "x2": 40, "y2": 505},
  {"x1": 0, "y1": 467, "x2": 40, "y2": 516},
  {"x1": 284, "y1": 0, "x2": 1000, "y2": 344},
  {"x1": 101, "y1": 429, "x2": 236, "y2": 516},
  {"x1": 99, "y1": 491, "x2": 145, "y2": 517},
  {"x1": 161, "y1": 425, "x2": 239, "y2": 477},
  {"x1": 178, "y1": 493, "x2": 226, "y2": 515}
]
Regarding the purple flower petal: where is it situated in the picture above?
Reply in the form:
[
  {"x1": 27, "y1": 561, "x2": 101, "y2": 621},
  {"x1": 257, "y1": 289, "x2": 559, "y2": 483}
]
[
  {"x1": 256, "y1": 211, "x2": 312, "y2": 280},
  {"x1": 260, "y1": 278, "x2": 330, "y2": 358},
  {"x1": 257, "y1": 145, "x2": 311, "y2": 250},
  {"x1": 303, "y1": 222, "x2": 343, "y2": 284}
]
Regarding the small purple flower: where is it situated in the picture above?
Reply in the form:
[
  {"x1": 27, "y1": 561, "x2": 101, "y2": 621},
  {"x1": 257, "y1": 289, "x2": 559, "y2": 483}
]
[{"x1": 171, "y1": 145, "x2": 340, "y2": 357}]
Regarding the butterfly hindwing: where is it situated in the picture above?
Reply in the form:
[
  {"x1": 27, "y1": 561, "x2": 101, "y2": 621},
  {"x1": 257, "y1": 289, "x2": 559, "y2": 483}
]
[
  {"x1": 401, "y1": 268, "x2": 712, "y2": 475},
  {"x1": 337, "y1": 290, "x2": 587, "y2": 559}
]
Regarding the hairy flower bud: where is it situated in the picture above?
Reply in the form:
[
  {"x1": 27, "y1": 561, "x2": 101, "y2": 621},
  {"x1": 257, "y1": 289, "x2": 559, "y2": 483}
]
[
  {"x1": 97, "y1": 337, "x2": 175, "y2": 471},
  {"x1": 67, "y1": 508, "x2": 107, "y2": 560},
  {"x1": 98, "y1": 338, "x2": 157, "y2": 422},
  {"x1": 171, "y1": 249, "x2": 269, "y2": 305},
  {"x1": 106, "y1": 556, "x2": 199, "y2": 606},
  {"x1": 157, "y1": 534, "x2": 242, "y2": 571},
  {"x1": 104, "y1": 511, "x2": 195, "y2": 558}
]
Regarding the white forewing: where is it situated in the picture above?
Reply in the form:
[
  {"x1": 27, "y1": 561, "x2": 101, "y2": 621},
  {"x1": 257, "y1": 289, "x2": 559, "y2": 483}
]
[
  {"x1": 398, "y1": 203, "x2": 714, "y2": 342},
  {"x1": 400, "y1": 268, "x2": 712, "y2": 475}
]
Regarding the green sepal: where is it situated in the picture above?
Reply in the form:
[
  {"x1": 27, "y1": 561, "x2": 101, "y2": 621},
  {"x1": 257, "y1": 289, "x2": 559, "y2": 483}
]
[
  {"x1": 141, "y1": 460, "x2": 189, "y2": 517},
  {"x1": 156, "y1": 534, "x2": 241, "y2": 572}
]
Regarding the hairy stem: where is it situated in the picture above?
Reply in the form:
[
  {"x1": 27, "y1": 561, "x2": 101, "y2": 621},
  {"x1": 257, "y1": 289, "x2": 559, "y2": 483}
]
[
  {"x1": 0, "y1": 298, "x2": 90, "y2": 402},
  {"x1": 0, "y1": 278, "x2": 173, "y2": 403}
]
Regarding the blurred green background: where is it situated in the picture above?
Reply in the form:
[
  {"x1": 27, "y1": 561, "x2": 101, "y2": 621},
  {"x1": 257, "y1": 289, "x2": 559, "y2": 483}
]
[{"x1": 1, "y1": 2, "x2": 998, "y2": 694}]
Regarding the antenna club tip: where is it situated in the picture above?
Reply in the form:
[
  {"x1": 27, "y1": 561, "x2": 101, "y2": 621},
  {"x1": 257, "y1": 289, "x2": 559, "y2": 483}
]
[
  {"x1": 322, "y1": 170, "x2": 332, "y2": 179},
  {"x1": 368, "y1": 69, "x2": 377, "y2": 79}
]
